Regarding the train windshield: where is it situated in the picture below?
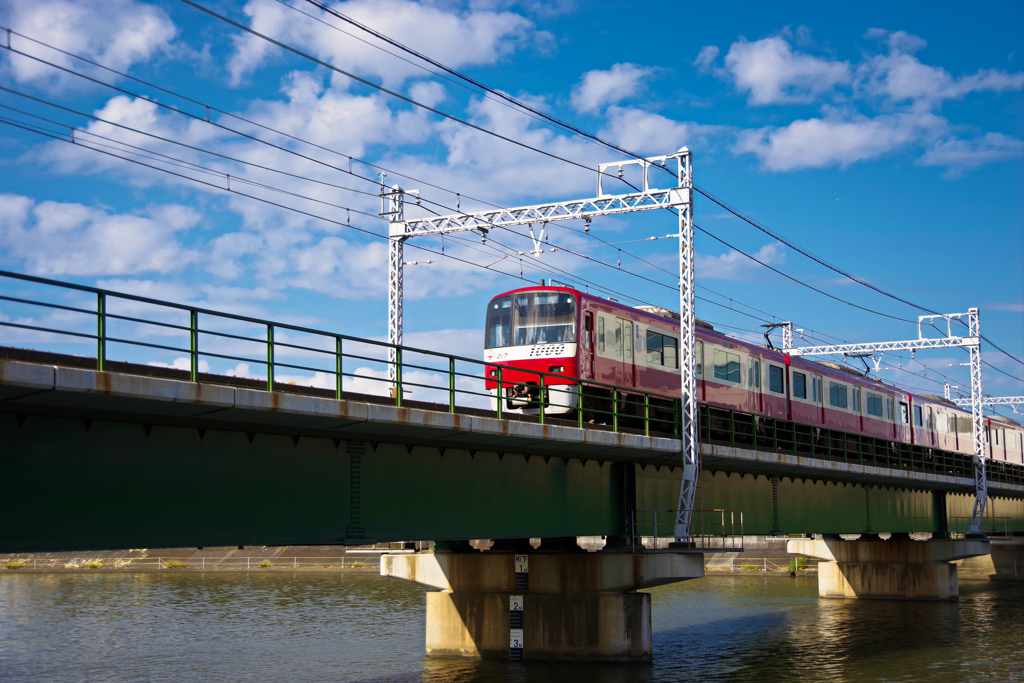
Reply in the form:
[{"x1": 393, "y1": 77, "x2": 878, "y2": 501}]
[{"x1": 485, "y1": 291, "x2": 577, "y2": 348}]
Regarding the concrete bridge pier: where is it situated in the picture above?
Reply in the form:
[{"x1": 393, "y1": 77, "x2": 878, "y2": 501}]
[
  {"x1": 959, "y1": 537, "x2": 1024, "y2": 580},
  {"x1": 788, "y1": 537, "x2": 990, "y2": 601},
  {"x1": 380, "y1": 542, "x2": 704, "y2": 662}
]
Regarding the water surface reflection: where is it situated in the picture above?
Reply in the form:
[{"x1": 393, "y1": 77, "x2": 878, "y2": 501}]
[{"x1": 0, "y1": 572, "x2": 1020, "y2": 682}]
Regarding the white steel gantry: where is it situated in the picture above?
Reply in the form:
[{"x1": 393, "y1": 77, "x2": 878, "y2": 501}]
[
  {"x1": 945, "y1": 384, "x2": 1024, "y2": 414},
  {"x1": 382, "y1": 149, "x2": 701, "y2": 541},
  {"x1": 783, "y1": 310, "x2": 990, "y2": 535}
]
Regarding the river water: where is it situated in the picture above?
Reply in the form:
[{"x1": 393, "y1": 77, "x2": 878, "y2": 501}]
[{"x1": 0, "y1": 571, "x2": 1021, "y2": 682}]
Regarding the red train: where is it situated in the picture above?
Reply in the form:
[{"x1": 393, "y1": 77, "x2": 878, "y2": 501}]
[{"x1": 483, "y1": 284, "x2": 1024, "y2": 464}]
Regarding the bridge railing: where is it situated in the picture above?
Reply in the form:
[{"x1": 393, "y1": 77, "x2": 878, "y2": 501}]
[
  {"x1": 631, "y1": 509, "x2": 744, "y2": 552},
  {"x1": 698, "y1": 404, "x2": 1024, "y2": 488},
  {"x1": 0, "y1": 269, "x2": 680, "y2": 436}
]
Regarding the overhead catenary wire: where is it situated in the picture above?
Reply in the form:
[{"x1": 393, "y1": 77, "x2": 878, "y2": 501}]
[
  {"x1": 3, "y1": 22, "x2": 1019, "y2": 375},
  {"x1": 1, "y1": 120, "x2": 1000, "y2": 403},
  {"x1": 0, "y1": 78, "x2": 796, "y2": 326},
  {"x1": 265, "y1": 5, "x2": 1024, "y2": 370},
  {"x1": 0, "y1": 117, "x2": 678, "y2": 309},
  {"x1": 0, "y1": 29, "x2": 966, "y2": 348}
]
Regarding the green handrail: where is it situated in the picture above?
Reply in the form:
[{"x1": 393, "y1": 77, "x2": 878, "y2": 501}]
[{"x1": 2, "y1": 265, "x2": 1024, "y2": 487}]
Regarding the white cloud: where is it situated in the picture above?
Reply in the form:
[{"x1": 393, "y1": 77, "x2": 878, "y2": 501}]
[
  {"x1": 599, "y1": 107, "x2": 726, "y2": 156},
  {"x1": 693, "y1": 45, "x2": 720, "y2": 74},
  {"x1": 149, "y1": 357, "x2": 212, "y2": 373},
  {"x1": 989, "y1": 302, "x2": 1024, "y2": 313},
  {"x1": 722, "y1": 36, "x2": 851, "y2": 105},
  {"x1": 227, "y1": 0, "x2": 542, "y2": 88},
  {"x1": 0, "y1": 0, "x2": 177, "y2": 91},
  {"x1": 918, "y1": 133, "x2": 1024, "y2": 178},
  {"x1": 0, "y1": 194, "x2": 201, "y2": 277},
  {"x1": 858, "y1": 29, "x2": 1024, "y2": 109},
  {"x1": 696, "y1": 243, "x2": 785, "y2": 280},
  {"x1": 734, "y1": 111, "x2": 943, "y2": 171},
  {"x1": 570, "y1": 63, "x2": 658, "y2": 114}
]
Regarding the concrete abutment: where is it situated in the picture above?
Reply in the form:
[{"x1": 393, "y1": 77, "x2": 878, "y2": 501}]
[
  {"x1": 789, "y1": 538, "x2": 990, "y2": 600},
  {"x1": 381, "y1": 548, "x2": 703, "y2": 662}
]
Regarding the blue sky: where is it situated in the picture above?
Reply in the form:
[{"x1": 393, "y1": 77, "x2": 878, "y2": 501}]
[{"x1": 0, "y1": 0, "x2": 1021, "y2": 413}]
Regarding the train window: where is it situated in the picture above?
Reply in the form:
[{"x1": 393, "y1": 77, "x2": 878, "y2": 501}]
[
  {"x1": 927, "y1": 408, "x2": 934, "y2": 430},
  {"x1": 995, "y1": 429, "x2": 1000, "y2": 445},
  {"x1": 624, "y1": 321, "x2": 633, "y2": 360},
  {"x1": 646, "y1": 331, "x2": 663, "y2": 365},
  {"x1": 646, "y1": 331, "x2": 679, "y2": 368},
  {"x1": 867, "y1": 393, "x2": 883, "y2": 417},
  {"x1": 695, "y1": 341, "x2": 702, "y2": 376},
  {"x1": 853, "y1": 388, "x2": 861, "y2": 412},
  {"x1": 748, "y1": 358, "x2": 761, "y2": 389},
  {"x1": 913, "y1": 405, "x2": 923, "y2": 427},
  {"x1": 769, "y1": 365, "x2": 784, "y2": 393},
  {"x1": 511, "y1": 292, "x2": 577, "y2": 346},
  {"x1": 900, "y1": 402, "x2": 909, "y2": 425},
  {"x1": 714, "y1": 350, "x2": 741, "y2": 383},
  {"x1": 886, "y1": 398, "x2": 894, "y2": 420},
  {"x1": 615, "y1": 321, "x2": 622, "y2": 357},
  {"x1": 813, "y1": 376, "x2": 823, "y2": 403},
  {"x1": 792, "y1": 372, "x2": 807, "y2": 399},
  {"x1": 829, "y1": 382, "x2": 848, "y2": 409},
  {"x1": 598, "y1": 317, "x2": 605, "y2": 353},
  {"x1": 485, "y1": 296, "x2": 512, "y2": 348}
]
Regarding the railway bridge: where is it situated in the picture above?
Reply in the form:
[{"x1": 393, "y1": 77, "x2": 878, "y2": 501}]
[{"x1": 2, "y1": 272, "x2": 1024, "y2": 662}]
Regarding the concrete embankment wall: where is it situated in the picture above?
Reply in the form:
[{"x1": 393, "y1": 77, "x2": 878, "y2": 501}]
[{"x1": 704, "y1": 535, "x2": 819, "y2": 573}]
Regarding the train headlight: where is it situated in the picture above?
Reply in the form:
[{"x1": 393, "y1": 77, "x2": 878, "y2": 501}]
[{"x1": 549, "y1": 365, "x2": 564, "y2": 373}]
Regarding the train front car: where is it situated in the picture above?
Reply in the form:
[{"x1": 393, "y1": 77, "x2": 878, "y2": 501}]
[{"x1": 483, "y1": 286, "x2": 581, "y2": 415}]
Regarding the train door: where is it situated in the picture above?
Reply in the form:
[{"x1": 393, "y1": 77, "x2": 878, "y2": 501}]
[
  {"x1": 899, "y1": 400, "x2": 910, "y2": 444},
  {"x1": 621, "y1": 318, "x2": 635, "y2": 387},
  {"x1": 583, "y1": 312, "x2": 595, "y2": 378},
  {"x1": 748, "y1": 356, "x2": 762, "y2": 413},
  {"x1": 812, "y1": 373, "x2": 824, "y2": 423}
]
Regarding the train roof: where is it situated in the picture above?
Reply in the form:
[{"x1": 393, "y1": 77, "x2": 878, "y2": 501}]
[{"x1": 917, "y1": 393, "x2": 961, "y2": 408}]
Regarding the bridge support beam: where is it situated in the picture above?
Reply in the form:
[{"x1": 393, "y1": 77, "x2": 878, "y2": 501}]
[
  {"x1": 381, "y1": 548, "x2": 703, "y2": 661},
  {"x1": 788, "y1": 538, "x2": 990, "y2": 601}
]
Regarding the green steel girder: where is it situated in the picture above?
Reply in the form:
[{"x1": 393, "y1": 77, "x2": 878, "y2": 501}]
[{"x1": 2, "y1": 411, "x2": 1023, "y2": 554}]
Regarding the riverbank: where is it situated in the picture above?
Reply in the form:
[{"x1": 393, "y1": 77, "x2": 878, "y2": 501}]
[
  {"x1": 0, "y1": 545, "x2": 389, "y2": 572},
  {"x1": 0, "y1": 539, "x2": 819, "y2": 574}
]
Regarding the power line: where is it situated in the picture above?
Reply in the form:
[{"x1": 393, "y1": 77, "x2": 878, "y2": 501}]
[
  {"x1": 1, "y1": 120, "x2": 1001, "y2": 408},
  {"x1": 5, "y1": 21, "x2": 1020, "y2": 372},
  {"x1": 0, "y1": 61, "x2": 788, "y2": 325},
  {"x1": 174, "y1": 0, "x2": 614, "y2": 179},
  {"x1": 0, "y1": 29, "x2": 953, "y2": 349},
  {"x1": 269, "y1": 5, "x2": 1024, "y2": 370}
]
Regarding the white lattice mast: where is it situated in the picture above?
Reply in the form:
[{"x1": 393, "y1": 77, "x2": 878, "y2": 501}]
[
  {"x1": 783, "y1": 309, "x2": 989, "y2": 535},
  {"x1": 673, "y1": 151, "x2": 699, "y2": 543},
  {"x1": 382, "y1": 149, "x2": 700, "y2": 539},
  {"x1": 384, "y1": 185, "x2": 405, "y2": 382},
  {"x1": 966, "y1": 309, "x2": 987, "y2": 534}
]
